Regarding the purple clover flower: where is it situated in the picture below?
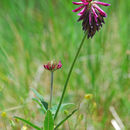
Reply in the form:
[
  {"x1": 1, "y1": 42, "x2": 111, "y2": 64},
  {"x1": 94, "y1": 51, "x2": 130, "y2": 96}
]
[
  {"x1": 72, "y1": 0, "x2": 110, "y2": 38},
  {"x1": 44, "y1": 60, "x2": 62, "y2": 72}
]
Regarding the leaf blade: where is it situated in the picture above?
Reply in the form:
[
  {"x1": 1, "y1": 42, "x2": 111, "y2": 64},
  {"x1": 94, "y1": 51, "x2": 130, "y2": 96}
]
[
  {"x1": 44, "y1": 110, "x2": 54, "y2": 130},
  {"x1": 32, "y1": 98, "x2": 47, "y2": 113},
  {"x1": 50, "y1": 103, "x2": 75, "y2": 115},
  {"x1": 14, "y1": 116, "x2": 41, "y2": 130},
  {"x1": 31, "y1": 88, "x2": 44, "y2": 101},
  {"x1": 31, "y1": 88, "x2": 48, "y2": 110},
  {"x1": 60, "y1": 103, "x2": 75, "y2": 112}
]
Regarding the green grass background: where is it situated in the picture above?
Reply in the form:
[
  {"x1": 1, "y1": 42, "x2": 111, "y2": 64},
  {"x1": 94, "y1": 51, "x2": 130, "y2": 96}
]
[{"x1": 0, "y1": 0, "x2": 129, "y2": 129}]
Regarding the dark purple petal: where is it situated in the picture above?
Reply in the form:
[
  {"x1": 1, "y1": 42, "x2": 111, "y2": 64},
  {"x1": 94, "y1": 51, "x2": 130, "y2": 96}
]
[
  {"x1": 83, "y1": 2, "x2": 89, "y2": 5},
  {"x1": 89, "y1": 11, "x2": 92, "y2": 25},
  {"x1": 91, "y1": 6, "x2": 98, "y2": 22},
  {"x1": 72, "y1": 2, "x2": 83, "y2": 5},
  {"x1": 77, "y1": 14, "x2": 84, "y2": 21},
  {"x1": 72, "y1": 5, "x2": 84, "y2": 12},
  {"x1": 44, "y1": 65, "x2": 47, "y2": 69},
  {"x1": 77, "y1": 7, "x2": 86, "y2": 16},
  {"x1": 81, "y1": 0, "x2": 86, "y2": 2},
  {"x1": 93, "y1": 5, "x2": 107, "y2": 17},
  {"x1": 57, "y1": 61, "x2": 62, "y2": 69},
  {"x1": 94, "y1": 1, "x2": 111, "y2": 6},
  {"x1": 47, "y1": 65, "x2": 49, "y2": 69}
]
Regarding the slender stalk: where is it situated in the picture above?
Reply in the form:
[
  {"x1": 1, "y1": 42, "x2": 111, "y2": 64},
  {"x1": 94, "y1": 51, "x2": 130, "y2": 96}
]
[
  {"x1": 54, "y1": 108, "x2": 78, "y2": 130},
  {"x1": 50, "y1": 72, "x2": 53, "y2": 108},
  {"x1": 54, "y1": 32, "x2": 87, "y2": 120}
]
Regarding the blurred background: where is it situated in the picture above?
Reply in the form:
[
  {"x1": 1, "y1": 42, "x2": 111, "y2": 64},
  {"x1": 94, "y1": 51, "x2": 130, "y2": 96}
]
[{"x1": 0, "y1": 0, "x2": 129, "y2": 129}]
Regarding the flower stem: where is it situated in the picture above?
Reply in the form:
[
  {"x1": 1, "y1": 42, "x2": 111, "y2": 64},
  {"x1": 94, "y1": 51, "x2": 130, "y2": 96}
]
[
  {"x1": 54, "y1": 32, "x2": 87, "y2": 120},
  {"x1": 50, "y1": 71, "x2": 53, "y2": 109},
  {"x1": 54, "y1": 108, "x2": 78, "y2": 130}
]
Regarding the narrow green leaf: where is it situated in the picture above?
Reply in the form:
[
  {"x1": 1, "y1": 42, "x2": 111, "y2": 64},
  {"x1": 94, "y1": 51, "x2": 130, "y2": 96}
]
[
  {"x1": 41, "y1": 100, "x2": 48, "y2": 110},
  {"x1": 44, "y1": 110, "x2": 54, "y2": 130},
  {"x1": 50, "y1": 103, "x2": 75, "y2": 115},
  {"x1": 50, "y1": 105, "x2": 57, "y2": 115},
  {"x1": 31, "y1": 88, "x2": 48, "y2": 110},
  {"x1": 60, "y1": 103, "x2": 75, "y2": 112},
  {"x1": 54, "y1": 108, "x2": 78, "y2": 130},
  {"x1": 14, "y1": 116, "x2": 41, "y2": 130},
  {"x1": 31, "y1": 88, "x2": 44, "y2": 101},
  {"x1": 32, "y1": 98, "x2": 47, "y2": 113}
]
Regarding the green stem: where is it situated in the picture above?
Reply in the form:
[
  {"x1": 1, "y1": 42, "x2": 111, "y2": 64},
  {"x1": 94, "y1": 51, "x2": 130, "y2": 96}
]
[
  {"x1": 54, "y1": 108, "x2": 78, "y2": 130},
  {"x1": 50, "y1": 72, "x2": 53, "y2": 108},
  {"x1": 54, "y1": 32, "x2": 87, "y2": 120}
]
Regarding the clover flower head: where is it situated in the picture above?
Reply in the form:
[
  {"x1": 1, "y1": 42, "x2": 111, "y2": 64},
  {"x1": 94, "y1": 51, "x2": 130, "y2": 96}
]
[
  {"x1": 72, "y1": 0, "x2": 110, "y2": 38},
  {"x1": 43, "y1": 60, "x2": 62, "y2": 72}
]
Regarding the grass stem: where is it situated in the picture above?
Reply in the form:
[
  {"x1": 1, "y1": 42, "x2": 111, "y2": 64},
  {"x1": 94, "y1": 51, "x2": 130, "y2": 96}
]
[{"x1": 54, "y1": 32, "x2": 87, "y2": 120}]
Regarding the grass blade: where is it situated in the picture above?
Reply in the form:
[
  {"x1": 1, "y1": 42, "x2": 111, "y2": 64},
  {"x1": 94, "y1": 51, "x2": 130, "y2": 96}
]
[{"x1": 14, "y1": 116, "x2": 41, "y2": 130}]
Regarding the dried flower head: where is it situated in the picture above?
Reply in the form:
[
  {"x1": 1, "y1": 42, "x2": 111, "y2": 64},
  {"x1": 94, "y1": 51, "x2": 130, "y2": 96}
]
[
  {"x1": 43, "y1": 60, "x2": 62, "y2": 72},
  {"x1": 72, "y1": 0, "x2": 110, "y2": 38}
]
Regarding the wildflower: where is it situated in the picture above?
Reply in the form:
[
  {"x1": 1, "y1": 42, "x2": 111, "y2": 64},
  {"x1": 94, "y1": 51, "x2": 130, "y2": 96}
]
[
  {"x1": 1, "y1": 112, "x2": 7, "y2": 118},
  {"x1": 72, "y1": 0, "x2": 110, "y2": 38},
  {"x1": 84, "y1": 93, "x2": 93, "y2": 99},
  {"x1": 43, "y1": 60, "x2": 62, "y2": 72},
  {"x1": 21, "y1": 125, "x2": 28, "y2": 130}
]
